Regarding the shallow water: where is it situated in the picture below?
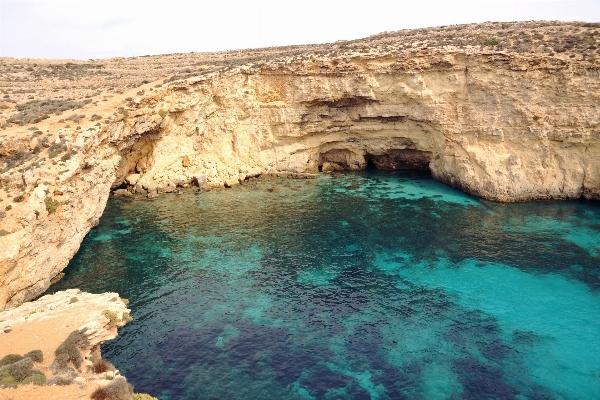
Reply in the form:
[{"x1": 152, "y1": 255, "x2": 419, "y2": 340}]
[{"x1": 48, "y1": 170, "x2": 600, "y2": 399}]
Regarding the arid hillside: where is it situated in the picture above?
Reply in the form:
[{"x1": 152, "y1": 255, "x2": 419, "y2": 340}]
[{"x1": 1, "y1": 20, "x2": 599, "y2": 128}]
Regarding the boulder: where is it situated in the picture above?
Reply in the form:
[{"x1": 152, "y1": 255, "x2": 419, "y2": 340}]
[
  {"x1": 224, "y1": 178, "x2": 239, "y2": 188},
  {"x1": 113, "y1": 189, "x2": 132, "y2": 197},
  {"x1": 192, "y1": 174, "x2": 208, "y2": 189},
  {"x1": 125, "y1": 174, "x2": 141, "y2": 185}
]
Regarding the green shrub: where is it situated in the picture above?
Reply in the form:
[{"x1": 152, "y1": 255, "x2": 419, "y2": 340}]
[
  {"x1": 51, "y1": 353, "x2": 70, "y2": 371},
  {"x1": 158, "y1": 109, "x2": 167, "y2": 118},
  {"x1": 70, "y1": 296, "x2": 79, "y2": 304},
  {"x1": 0, "y1": 357, "x2": 34, "y2": 381},
  {"x1": 91, "y1": 376, "x2": 133, "y2": 400},
  {"x1": 21, "y1": 370, "x2": 46, "y2": 385},
  {"x1": 0, "y1": 354, "x2": 23, "y2": 367},
  {"x1": 24, "y1": 350, "x2": 43, "y2": 363},
  {"x1": 133, "y1": 394, "x2": 159, "y2": 400},
  {"x1": 5, "y1": 205, "x2": 12, "y2": 211},
  {"x1": 473, "y1": 34, "x2": 499, "y2": 46},
  {"x1": 0, "y1": 229, "x2": 8, "y2": 236},
  {"x1": 122, "y1": 312, "x2": 132, "y2": 323},
  {"x1": 102, "y1": 310, "x2": 119, "y2": 328},
  {"x1": 11, "y1": 98, "x2": 91, "y2": 126},
  {"x1": 60, "y1": 151, "x2": 74, "y2": 161},
  {"x1": 91, "y1": 358, "x2": 115, "y2": 374},
  {"x1": 533, "y1": 115, "x2": 542, "y2": 121},
  {"x1": 45, "y1": 374, "x2": 75, "y2": 385},
  {"x1": 0, "y1": 369, "x2": 17, "y2": 387},
  {"x1": 53, "y1": 329, "x2": 89, "y2": 370},
  {"x1": 13, "y1": 194, "x2": 24, "y2": 202},
  {"x1": 45, "y1": 196, "x2": 58, "y2": 213}
]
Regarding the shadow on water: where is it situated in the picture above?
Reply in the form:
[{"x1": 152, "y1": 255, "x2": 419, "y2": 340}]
[{"x1": 47, "y1": 170, "x2": 600, "y2": 399}]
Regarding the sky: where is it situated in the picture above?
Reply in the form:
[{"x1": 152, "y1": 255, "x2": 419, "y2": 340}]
[{"x1": 1, "y1": 0, "x2": 599, "y2": 60}]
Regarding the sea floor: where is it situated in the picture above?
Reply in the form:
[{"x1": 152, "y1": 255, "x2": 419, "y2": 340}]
[{"x1": 48, "y1": 170, "x2": 600, "y2": 399}]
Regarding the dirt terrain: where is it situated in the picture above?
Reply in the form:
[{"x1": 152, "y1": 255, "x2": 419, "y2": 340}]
[{"x1": 0, "y1": 290, "x2": 131, "y2": 399}]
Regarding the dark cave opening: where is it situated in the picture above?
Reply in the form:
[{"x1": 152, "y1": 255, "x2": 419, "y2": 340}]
[
  {"x1": 364, "y1": 158, "x2": 378, "y2": 171},
  {"x1": 318, "y1": 148, "x2": 433, "y2": 173},
  {"x1": 365, "y1": 149, "x2": 432, "y2": 171}
]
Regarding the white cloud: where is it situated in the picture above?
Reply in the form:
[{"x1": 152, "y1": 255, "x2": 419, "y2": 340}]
[{"x1": 1, "y1": 0, "x2": 599, "y2": 59}]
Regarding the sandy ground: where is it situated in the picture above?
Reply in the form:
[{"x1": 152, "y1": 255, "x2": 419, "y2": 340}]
[
  {"x1": 0, "y1": 384, "x2": 91, "y2": 400},
  {"x1": 0, "y1": 291, "x2": 129, "y2": 399},
  {"x1": 0, "y1": 317, "x2": 97, "y2": 399}
]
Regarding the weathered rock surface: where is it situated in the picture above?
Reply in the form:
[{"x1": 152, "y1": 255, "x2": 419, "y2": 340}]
[
  {"x1": 0, "y1": 22, "x2": 599, "y2": 309},
  {"x1": 0, "y1": 289, "x2": 130, "y2": 347},
  {"x1": 0, "y1": 290, "x2": 131, "y2": 397}
]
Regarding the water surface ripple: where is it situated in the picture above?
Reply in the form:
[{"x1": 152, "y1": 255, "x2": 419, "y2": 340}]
[{"x1": 48, "y1": 170, "x2": 600, "y2": 399}]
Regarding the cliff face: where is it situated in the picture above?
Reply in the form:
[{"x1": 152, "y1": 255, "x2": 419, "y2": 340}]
[
  {"x1": 139, "y1": 52, "x2": 600, "y2": 202},
  {"x1": 1, "y1": 25, "x2": 600, "y2": 309}
]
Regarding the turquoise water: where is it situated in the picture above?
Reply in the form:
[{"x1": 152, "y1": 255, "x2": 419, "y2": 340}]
[{"x1": 48, "y1": 170, "x2": 600, "y2": 399}]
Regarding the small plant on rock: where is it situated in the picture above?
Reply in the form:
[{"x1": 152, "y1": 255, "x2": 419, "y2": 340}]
[
  {"x1": 90, "y1": 355, "x2": 116, "y2": 374},
  {"x1": 122, "y1": 312, "x2": 132, "y2": 323},
  {"x1": 45, "y1": 196, "x2": 58, "y2": 213},
  {"x1": 102, "y1": 310, "x2": 119, "y2": 328},
  {"x1": 91, "y1": 376, "x2": 133, "y2": 400},
  {"x1": 133, "y1": 394, "x2": 160, "y2": 400}
]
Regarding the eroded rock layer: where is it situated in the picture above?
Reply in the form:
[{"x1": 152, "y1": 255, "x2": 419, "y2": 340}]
[{"x1": 1, "y1": 22, "x2": 600, "y2": 309}]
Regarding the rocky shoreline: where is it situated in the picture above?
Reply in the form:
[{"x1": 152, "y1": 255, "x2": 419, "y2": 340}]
[
  {"x1": 0, "y1": 22, "x2": 599, "y2": 398},
  {"x1": 0, "y1": 289, "x2": 157, "y2": 398}
]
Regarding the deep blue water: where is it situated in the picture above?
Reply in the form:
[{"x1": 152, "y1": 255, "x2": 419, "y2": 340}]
[{"x1": 48, "y1": 170, "x2": 600, "y2": 399}]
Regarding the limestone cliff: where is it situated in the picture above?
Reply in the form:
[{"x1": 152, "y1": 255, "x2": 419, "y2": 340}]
[{"x1": 0, "y1": 21, "x2": 599, "y2": 309}]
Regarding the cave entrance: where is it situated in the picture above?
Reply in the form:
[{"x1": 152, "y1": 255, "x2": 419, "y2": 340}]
[
  {"x1": 318, "y1": 148, "x2": 432, "y2": 173},
  {"x1": 365, "y1": 158, "x2": 378, "y2": 171},
  {"x1": 365, "y1": 149, "x2": 432, "y2": 171}
]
